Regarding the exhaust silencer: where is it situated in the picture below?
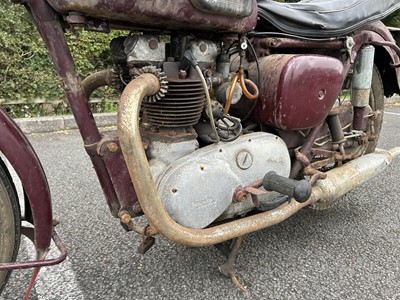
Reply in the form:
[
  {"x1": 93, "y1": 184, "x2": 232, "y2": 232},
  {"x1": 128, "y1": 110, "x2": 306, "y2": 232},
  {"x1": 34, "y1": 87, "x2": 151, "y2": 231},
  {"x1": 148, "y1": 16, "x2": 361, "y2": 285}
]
[
  {"x1": 312, "y1": 147, "x2": 400, "y2": 206},
  {"x1": 118, "y1": 73, "x2": 400, "y2": 248}
]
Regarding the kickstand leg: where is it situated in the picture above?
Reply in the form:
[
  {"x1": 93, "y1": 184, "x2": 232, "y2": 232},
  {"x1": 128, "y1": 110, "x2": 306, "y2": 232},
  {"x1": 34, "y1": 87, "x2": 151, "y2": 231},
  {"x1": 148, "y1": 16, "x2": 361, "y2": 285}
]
[{"x1": 217, "y1": 236, "x2": 248, "y2": 294}]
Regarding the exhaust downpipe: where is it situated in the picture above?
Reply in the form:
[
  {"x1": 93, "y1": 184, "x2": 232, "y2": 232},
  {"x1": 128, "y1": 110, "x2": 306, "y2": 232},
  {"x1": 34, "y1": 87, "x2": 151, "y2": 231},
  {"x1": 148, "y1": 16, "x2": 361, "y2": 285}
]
[
  {"x1": 81, "y1": 69, "x2": 116, "y2": 99},
  {"x1": 118, "y1": 73, "x2": 400, "y2": 248}
]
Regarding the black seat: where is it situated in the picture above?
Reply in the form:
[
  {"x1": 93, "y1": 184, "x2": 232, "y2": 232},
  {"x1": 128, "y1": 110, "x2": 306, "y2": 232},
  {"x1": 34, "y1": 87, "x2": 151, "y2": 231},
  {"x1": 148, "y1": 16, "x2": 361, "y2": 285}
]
[{"x1": 257, "y1": 0, "x2": 400, "y2": 38}]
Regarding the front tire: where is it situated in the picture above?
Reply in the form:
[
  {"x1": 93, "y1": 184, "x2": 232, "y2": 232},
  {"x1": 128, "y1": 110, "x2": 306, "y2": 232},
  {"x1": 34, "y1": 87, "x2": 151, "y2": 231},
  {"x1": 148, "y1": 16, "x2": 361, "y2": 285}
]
[{"x1": 0, "y1": 158, "x2": 21, "y2": 294}]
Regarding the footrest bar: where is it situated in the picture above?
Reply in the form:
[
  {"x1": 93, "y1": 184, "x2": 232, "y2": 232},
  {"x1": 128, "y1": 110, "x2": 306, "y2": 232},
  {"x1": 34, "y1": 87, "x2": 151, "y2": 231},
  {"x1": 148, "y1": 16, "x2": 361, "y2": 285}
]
[{"x1": 0, "y1": 228, "x2": 67, "y2": 271}]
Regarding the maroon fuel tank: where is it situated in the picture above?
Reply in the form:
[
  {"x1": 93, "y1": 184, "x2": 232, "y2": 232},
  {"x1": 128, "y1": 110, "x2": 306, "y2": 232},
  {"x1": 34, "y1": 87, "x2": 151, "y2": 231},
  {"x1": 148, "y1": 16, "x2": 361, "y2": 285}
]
[
  {"x1": 250, "y1": 55, "x2": 345, "y2": 130},
  {"x1": 46, "y1": 0, "x2": 258, "y2": 33}
]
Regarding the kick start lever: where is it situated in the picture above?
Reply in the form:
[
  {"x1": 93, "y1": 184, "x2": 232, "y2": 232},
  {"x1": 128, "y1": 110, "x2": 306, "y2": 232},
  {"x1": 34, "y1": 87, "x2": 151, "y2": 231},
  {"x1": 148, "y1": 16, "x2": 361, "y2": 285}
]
[{"x1": 263, "y1": 171, "x2": 312, "y2": 203}]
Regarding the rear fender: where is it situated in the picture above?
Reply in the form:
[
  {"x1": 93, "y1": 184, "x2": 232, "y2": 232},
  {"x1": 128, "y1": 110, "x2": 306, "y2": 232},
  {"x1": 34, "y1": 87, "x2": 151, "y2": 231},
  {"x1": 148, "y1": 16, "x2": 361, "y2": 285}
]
[
  {"x1": 360, "y1": 22, "x2": 400, "y2": 97},
  {"x1": 0, "y1": 108, "x2": 52, "y2": 252}
]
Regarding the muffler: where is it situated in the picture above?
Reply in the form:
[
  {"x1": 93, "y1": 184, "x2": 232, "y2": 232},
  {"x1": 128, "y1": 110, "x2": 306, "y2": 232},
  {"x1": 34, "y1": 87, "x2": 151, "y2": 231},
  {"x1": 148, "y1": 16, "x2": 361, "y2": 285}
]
[
  {"x1": 118, "y1": 73, "x2": 400, "y2": 248},
  {"x1": 312, "y1": 147, "x2": 400, "y2": 206}
]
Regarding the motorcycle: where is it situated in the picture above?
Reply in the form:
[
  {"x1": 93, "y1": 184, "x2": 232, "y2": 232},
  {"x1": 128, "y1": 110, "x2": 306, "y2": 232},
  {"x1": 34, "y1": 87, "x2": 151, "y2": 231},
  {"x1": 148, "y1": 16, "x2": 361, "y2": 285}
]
[{"x1": 1, "y1": 0, "x2": 400, "y2": 297}]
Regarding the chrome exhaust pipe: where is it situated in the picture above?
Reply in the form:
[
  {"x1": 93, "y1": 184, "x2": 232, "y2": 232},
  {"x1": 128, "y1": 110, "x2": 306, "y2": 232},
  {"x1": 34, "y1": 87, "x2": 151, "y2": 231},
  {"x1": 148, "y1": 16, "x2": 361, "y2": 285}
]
[{"x1": 118, "y1": 73, "x2": 400, "y2": 248}]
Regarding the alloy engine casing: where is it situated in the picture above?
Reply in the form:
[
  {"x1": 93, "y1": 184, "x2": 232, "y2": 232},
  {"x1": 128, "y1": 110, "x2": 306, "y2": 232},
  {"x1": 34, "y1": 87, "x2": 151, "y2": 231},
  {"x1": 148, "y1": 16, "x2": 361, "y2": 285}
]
[{"x1": 154, "y1": 132, "x2": 291, "y2": 229}]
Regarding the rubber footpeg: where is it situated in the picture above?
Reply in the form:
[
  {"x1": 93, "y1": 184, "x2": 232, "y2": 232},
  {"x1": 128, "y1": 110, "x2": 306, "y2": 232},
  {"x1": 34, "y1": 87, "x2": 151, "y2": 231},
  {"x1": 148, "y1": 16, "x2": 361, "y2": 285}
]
[{"x1": 263, "y1": 171, "x2": 312, "y2": 203}]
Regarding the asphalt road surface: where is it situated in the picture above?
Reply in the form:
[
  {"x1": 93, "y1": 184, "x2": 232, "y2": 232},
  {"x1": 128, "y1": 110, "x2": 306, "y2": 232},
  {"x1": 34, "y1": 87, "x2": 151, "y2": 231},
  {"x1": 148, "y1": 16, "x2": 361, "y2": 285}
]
[{"x1": 2, "y1": 106, "x2": 400, "y2": 300}]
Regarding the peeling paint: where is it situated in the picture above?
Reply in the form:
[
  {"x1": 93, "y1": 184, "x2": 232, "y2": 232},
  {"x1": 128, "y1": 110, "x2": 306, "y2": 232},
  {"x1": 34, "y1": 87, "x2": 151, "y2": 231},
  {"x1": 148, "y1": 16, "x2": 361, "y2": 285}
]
[{"x1": 47, "y1": 0, "x2": 258, "y2": 32}]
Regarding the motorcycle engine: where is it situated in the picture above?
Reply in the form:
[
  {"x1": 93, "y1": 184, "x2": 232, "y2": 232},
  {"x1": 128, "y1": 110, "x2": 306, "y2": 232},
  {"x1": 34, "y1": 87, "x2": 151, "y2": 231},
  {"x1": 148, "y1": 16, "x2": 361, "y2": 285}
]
[{"x1": 111, "y1": 34, "x2": 291, "y2": 228}]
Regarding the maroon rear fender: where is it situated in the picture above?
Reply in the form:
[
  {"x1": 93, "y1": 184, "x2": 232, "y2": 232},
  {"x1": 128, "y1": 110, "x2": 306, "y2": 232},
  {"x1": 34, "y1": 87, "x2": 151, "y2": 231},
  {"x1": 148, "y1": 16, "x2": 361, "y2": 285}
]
[{"x1": 0, "y1": 108, "x2": 52, "y2": 252}]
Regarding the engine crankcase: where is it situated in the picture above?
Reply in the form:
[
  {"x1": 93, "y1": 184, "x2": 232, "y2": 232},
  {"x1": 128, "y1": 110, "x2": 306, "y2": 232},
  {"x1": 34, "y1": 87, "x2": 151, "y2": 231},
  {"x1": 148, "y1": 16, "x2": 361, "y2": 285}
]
[{"x1": 156, "y1": 132, "x2": 291, "y2": 229}]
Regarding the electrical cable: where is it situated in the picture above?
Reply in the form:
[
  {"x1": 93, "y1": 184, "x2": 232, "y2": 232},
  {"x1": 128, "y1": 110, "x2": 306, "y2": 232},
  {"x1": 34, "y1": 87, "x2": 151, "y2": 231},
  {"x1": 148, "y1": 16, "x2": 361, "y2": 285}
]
[
  {"x1": 195, "y1": 65, "x2": 220, "y2": 143},
  {"x1": 217, "y1": 115, "x2": 242, "y2": 142},
  {"x1": 248, "y1": 31, "x2": 340, "y2": 42}
]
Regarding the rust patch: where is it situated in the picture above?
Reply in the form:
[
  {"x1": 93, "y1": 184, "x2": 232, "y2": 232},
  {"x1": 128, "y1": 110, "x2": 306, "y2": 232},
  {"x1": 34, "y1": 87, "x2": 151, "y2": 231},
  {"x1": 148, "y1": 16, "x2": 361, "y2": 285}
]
[{"x1": 47, "y1": 0, "x2": 257, "y2": 32}]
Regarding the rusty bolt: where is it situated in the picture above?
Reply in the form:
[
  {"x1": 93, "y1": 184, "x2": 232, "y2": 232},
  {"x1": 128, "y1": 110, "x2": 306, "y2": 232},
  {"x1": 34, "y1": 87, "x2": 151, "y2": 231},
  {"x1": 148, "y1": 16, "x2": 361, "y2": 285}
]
[
  {"x1": 268, "y1": 38, "x2": 279, "y2": 47},
  {"x1": 132, "y1": 202, "x2": 143, "y2": 214},
  {"x1": 119, "y1": 211, "x2": 132, "y2": 224},
  {"x1": 179, "y1": 70, "x2": 187, "y2": 79},
  {"x1": 144, "y1": 225, "x2": 158, "y2": 237},
  {"x1": 204, "y1": 69, "x2": 213, "y2": 78},
  {"x1": 232, "y1": 186, "x2": 248, "y2": 203},
  {"x1": 66, "y1": 12, "x2": 86, "y2": 26},
  {"x1": 107, "y1": 142, "x2": 118, "y2": 152},
  {"x1": 237, "y1": 194, "x2": 247, "y2": 203}
]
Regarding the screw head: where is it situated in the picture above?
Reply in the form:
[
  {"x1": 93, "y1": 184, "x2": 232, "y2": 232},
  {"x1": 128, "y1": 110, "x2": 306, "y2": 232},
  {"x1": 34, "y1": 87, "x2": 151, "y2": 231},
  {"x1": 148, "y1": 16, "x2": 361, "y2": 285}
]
[
  {"x1": 199, "y1": 43, "x2": 207, "y2": 52},
  {"x1": 107, "y1": 142, "x2": 118, "y2": 152},
  {"x1": 236, "y1": 151, "x2": 253, "y2": 170},
  {"x1": 318, "y1": 89, "x2": 326, "y2": 100},
  {"x1": 148, "y1": 39, "x2": 158, "y2": 50}
]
